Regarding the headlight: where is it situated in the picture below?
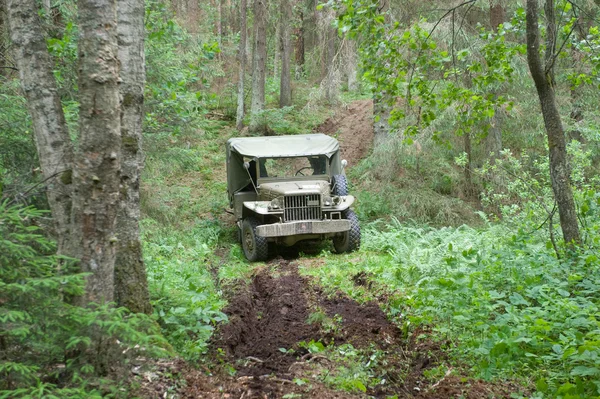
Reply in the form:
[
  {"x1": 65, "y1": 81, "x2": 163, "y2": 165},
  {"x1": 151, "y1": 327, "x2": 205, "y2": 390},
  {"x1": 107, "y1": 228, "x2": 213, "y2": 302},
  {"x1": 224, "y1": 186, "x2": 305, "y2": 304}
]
[
  {"x1": 332, "y1": 196, "x2": 341, "y2": 205},
  {"x1": 324, "y1": 196, "x2": 333, "y2": 206},
  {"x1": 270, "y1": 197, "x2": 281, "y2": 209}
]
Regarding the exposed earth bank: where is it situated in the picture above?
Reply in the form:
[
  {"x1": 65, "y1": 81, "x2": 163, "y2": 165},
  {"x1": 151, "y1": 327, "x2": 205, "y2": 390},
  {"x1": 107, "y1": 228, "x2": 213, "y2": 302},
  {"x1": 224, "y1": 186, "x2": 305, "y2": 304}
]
[{"x1": 316, "y1": 99, "x2": 374, "y2": 169}]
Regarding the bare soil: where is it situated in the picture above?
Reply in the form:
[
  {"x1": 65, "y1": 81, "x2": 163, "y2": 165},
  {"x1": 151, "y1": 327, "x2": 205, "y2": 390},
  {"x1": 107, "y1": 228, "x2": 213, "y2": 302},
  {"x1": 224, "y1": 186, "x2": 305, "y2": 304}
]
[
  {"x1": 317, "y1": 99, "x2": 374, "y2": 169},
  {"x1": 172, "y1": 258, "x2": 524, "y2": 399}
]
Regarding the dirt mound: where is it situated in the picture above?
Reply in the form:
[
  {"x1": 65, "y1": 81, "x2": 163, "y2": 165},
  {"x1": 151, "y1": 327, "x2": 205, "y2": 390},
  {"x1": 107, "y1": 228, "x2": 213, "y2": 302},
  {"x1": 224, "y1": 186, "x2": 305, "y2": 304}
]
[
  {"x1": 321, "y1": 296, "x2": 400, "y2": 348},
  {"x1": 317, "y1": 99, "x2": 374, "y2": 169}
]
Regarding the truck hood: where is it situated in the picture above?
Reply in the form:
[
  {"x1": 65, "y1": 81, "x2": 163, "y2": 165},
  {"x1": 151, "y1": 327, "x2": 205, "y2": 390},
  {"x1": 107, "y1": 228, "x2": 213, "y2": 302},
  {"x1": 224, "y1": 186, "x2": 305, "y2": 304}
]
[{"x1": 259, "y1": 180, "x2": 331, "y2": 201}]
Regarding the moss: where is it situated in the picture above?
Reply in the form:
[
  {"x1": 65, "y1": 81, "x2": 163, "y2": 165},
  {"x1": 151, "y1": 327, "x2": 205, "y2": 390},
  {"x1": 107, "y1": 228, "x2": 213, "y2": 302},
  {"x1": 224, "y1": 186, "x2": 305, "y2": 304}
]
[
  {"x1": 122, "y1": 135, "x2": 139, "y2": 151},
  {"x1": 60, "y1": 169, "x2": 73, "y2": 185},
  {"x1": 122, "y1": 93, "x2": 135, "y2": 107}
]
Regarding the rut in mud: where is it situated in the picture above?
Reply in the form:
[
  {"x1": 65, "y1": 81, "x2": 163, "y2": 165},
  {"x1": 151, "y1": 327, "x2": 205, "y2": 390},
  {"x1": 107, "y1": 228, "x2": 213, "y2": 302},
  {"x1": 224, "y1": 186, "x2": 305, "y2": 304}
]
[
  {"x1": 180, "y1": 258, "x2": 521, "y2": 399},
  {"x1": 217, "y1": 259, "x2": 400, "y2": 378}
]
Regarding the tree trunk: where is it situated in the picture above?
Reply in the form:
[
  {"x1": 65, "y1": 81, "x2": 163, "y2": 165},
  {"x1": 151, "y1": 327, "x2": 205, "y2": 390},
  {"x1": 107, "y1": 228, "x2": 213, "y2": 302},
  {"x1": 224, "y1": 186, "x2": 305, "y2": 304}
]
[
  {"x1": 372, "y1": 1, "x2": 390, "y2": 143},
  {"x1": 71, "y1": 0, "x2": 122, "y2": 303},
  {"x1": 279, "y1": 0, "x2": 292, "y2": 107},
  {"x1": 489, "y1": 0, "x2": 505, "y2": 31},
  {"x1": 346, "y1": 38, "x2": 358, "y2": 91},
  {"x1": 273, "y1": 22, "x2": 280, "y2": 79},
  {"x1": 250, "y1": 0, "x2": 267, "y2": 130},
  {"x1": 463, "y1": 131, "x2": 473, "y2": 197},
  {"x1": 236, "y1": 0, "x2": 247, "y2": 130},
  {"x1": 373, "y1": 95, "x2": 391, "y2": 145},
  {"x1": 294, "y1": 5, "x2": 305, "y2": 79},
  {"x1": 115, "y1": 0, "x2": 151, "y2": 314},
  {"x1": 217, "y1": 0, "x2": 223, "y2": 52},
  {"x1": 487, "y1": 0, "x2": 504, "y2": 159},
  {"x1": 6, "y1": 0, "x2": 74, "y2": 254},
  {"x1": 525, "y1": 0, "x2": 581, "y2": 247},
  {"x1": 324, "y1": 11, "x2": 338, "y2": 102}
]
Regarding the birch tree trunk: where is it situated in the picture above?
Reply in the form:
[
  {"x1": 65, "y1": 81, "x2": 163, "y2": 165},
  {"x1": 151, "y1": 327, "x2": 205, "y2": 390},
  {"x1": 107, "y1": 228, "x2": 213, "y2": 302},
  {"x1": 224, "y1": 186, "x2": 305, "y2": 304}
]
[
  {"x1": 346, "y1": 38, "x2": 358, "y2": 92},
  {"x1": 373, "y1": 0, "x2": 391, "y2": 144},
  {"x1": 6, "y1": 0, "x2": 74, "y2": 254},
  {"x1": 525, "y1": 0, "x2": 581, "y2": 248},
  {"x1": 71, "y1": 0, "x2": 122, "y2": 303},
  {"x1": 279, "y1": 0, "x2": 292, "y2": 107},
  {"x1": 115, "y1": 0, "x2": 151, "y2": 314},
  {"x1": 250, "y1": 0, "x2": 267, "y2": 131},
  {"x1": 236, "y1": 0, "x2": 247, "y2": 130},
  {"x1": 487, "y1": 0, "x2": 504, "y2": 159},
  {"x1": 324, "y1": 10, "x2": 338, "y2": 102}
]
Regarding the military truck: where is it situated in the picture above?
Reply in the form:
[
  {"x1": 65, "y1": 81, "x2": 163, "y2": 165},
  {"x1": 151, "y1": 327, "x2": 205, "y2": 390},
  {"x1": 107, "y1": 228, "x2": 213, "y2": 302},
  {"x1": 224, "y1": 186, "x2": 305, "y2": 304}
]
[{"x1": 226, "y1": 134, "x2": 360, "y2": 261}]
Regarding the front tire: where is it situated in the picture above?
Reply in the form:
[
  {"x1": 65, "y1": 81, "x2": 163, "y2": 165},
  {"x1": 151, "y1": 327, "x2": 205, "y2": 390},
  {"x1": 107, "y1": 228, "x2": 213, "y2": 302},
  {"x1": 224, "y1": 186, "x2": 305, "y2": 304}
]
[
  {"x1": 241, "y1": 217, "x2": 269, "y2": 262},
  {"x1": 333, "y1": 209, "x2": 361, "y2": 253}
]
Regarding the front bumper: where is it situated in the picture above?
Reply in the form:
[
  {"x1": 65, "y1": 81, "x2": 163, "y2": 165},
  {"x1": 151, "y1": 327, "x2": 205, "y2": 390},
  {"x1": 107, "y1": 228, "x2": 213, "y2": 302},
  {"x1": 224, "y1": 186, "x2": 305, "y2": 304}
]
[{"x1": 256, "y1": 220, "x2": 350, "y2": 237}]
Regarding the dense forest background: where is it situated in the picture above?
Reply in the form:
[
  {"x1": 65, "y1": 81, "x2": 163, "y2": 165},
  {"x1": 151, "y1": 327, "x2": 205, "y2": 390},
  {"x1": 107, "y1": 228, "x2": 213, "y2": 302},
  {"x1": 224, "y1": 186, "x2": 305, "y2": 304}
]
[{"x1": 1, "y1": 0, "x2": 600, "y2": 398}]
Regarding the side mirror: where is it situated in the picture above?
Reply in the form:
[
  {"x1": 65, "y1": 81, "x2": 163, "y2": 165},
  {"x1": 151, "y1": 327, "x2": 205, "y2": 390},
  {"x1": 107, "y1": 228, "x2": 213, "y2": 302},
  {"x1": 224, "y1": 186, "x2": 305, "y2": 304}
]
[
  {"x1": 243, "y1": 161, "x2": 250, "y2": 169},
  {"x1": 341, "y1": 159, "x2": 348, "y2": 168}
]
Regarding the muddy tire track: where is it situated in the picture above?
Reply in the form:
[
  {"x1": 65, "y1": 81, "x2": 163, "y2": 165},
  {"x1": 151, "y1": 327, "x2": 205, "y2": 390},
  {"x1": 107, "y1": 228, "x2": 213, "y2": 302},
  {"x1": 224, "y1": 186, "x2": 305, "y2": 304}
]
[{"x1": 182, "y1": 258, "x2": 523, "y2": 399}]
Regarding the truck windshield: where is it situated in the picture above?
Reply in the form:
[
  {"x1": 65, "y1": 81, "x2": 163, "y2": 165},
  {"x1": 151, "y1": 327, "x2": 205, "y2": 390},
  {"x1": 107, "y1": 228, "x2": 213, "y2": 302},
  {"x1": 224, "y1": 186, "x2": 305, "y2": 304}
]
[{"x1": 258, "y1": 156, "x2": 327, "y2": 178}]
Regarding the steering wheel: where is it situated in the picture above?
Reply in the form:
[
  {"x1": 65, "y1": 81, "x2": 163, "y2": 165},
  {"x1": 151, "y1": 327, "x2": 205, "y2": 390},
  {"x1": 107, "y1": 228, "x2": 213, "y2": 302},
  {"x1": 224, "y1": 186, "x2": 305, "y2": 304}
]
[{"x1": 295, "y1": 166, "x2": 312, "y2": 176}]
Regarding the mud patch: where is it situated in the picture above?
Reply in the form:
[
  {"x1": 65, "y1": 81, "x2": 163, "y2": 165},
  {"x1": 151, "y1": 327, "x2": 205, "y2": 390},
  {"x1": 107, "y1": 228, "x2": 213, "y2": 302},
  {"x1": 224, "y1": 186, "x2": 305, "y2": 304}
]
[
  {"x1": 317, "y1": 99, "x2": 374, "y2": 169},
  {"x1": 178, "y1": 258, "x2": 525, "y2": 398},
  {"x1": 217, "y1": 259, "x2": 321, "y2": 376},
  {"x1": 215, "y1": 259, "x2": 400, "y2": 377},
  {"x1": 320, "y1": 296, "x2": 399, "y2": 348}
]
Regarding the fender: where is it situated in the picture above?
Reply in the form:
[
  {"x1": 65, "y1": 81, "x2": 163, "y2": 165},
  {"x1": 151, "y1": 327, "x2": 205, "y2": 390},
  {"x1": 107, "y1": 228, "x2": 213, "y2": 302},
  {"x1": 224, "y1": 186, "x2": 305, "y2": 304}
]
[
  {"x1": 243, "y1": 201, "x2": 283, "y2": 215},
  {"x1": 330, "y1": 195, "x2": 355, "y2": 211}
]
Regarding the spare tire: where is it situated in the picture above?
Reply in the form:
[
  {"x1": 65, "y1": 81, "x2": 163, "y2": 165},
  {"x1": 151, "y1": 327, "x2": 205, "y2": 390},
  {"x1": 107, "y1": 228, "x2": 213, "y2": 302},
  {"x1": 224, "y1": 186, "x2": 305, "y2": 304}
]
[{"x1": 331, "y1": 174, "x2": 349, "y2": 196}]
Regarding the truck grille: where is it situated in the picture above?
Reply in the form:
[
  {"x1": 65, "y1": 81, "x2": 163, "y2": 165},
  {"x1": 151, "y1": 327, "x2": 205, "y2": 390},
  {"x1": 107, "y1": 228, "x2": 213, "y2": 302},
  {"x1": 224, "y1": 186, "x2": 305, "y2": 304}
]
[{"x1": 284, "y1": 194, "x2": 322, "y2": 221}]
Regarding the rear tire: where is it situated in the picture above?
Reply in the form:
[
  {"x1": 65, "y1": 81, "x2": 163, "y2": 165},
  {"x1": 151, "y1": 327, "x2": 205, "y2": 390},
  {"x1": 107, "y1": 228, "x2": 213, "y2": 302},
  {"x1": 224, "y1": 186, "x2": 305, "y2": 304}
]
[
  {"x1": 241, "y1": 217, "x2": 269, "y2": 262},
  {"x1": 333, "y1": 209, "x2": 360, "y2": 253},
  {"x1": 331, "y1": 174, "x2": 349, "y2": 196}
]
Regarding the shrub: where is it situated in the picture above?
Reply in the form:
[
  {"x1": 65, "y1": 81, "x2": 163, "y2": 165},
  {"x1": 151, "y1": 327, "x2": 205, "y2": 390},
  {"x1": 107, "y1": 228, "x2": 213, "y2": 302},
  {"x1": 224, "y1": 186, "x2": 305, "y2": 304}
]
[{"x1": 0, "y1": 202, "x2": 170, "y2": 398}]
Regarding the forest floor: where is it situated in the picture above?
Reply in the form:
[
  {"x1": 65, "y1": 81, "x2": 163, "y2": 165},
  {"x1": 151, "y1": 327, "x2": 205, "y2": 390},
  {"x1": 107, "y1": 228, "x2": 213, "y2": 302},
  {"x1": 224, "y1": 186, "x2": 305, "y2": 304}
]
[{"x1": 136, "y1": 100, "x2": 526, "y2": 398}]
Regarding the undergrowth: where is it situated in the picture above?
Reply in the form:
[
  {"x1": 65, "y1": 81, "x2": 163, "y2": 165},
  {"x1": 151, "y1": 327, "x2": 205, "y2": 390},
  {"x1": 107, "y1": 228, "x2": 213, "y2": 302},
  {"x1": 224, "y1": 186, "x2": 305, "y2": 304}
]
[
  {"x1": 300, "y1": 218, "x2": 600, "y2": 398},
  {"x1": 0, "y1": 203, "x2": 170, "y2": 399}
]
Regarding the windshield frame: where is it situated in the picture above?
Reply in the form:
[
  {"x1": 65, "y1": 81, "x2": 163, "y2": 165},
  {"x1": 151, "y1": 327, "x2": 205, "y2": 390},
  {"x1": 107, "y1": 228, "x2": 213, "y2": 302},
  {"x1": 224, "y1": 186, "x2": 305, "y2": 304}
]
[{"x1": 253, "y1": 155, "x2": 330, "y2": 183}]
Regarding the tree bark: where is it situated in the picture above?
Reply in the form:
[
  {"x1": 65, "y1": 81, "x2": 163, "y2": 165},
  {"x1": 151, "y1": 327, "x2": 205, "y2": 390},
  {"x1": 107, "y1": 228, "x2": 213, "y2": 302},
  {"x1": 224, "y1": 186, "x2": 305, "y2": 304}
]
[
  {"x1": 71, "y1": 0, "x2": 122, "y2": 303},
  {"x1": 279, "y1": 0, "x2": 292, "y2": 107},
  {"x1": 525, "y1": 0, "x2": 581, "y2": 247},
  {"x1": 346, "y1": 38, "x2": 358, "y2": 91},
  {"x1": 115, "y1": 0, "x2": 151, "y2": 314},
  {"x1": 372, "y1": 0, "x2": 391, "y2": 143},
  {"x1": 273, "y1": 22, "x2": 280, "y2": 80},
  {"x1": 294, "y1": 5, "x2": 305, "y2": 79},
  {"x1": 217, "y1": 0, "x2": 223, "y2": 52},
  {"x1": 373, "y1": 95, "x2": 391, "y2": 145},
  {"x1": 487, "y1": 0, "x2": 505, "y2": 159},
  {"x1": 250, "y1": 0, "x2": 267, "y2": 130},
  {"x1": 6, "y1": 0, "x2": 74, "y2": 254},
  {"x1": 324, "y1": 11, "x2": 338, "y2": 102},
  {"x1": 236, "y1": 0, "x2": 247, "y2": 130},
  {"x1": 489, "y1": 0, "x2": 505, "y2": 31}
]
